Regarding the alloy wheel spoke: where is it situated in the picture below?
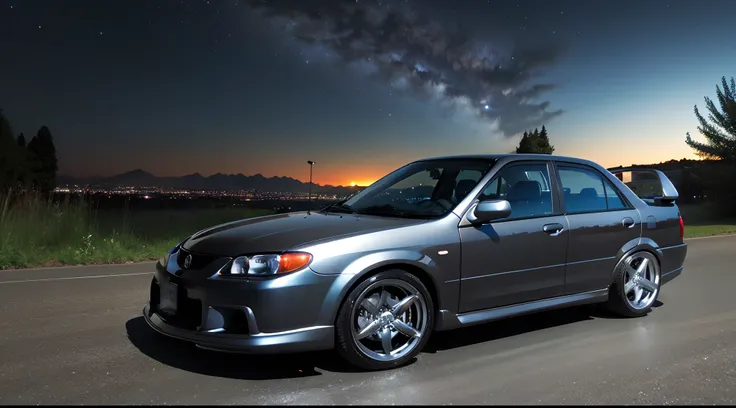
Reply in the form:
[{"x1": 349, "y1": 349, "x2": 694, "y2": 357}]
[
  {"x1": 633, "y1": 286, "x2": 644, "y2": 303},
  {"x1": 636, "y1": 258, "x2": 649, "y2": 276},
  {"x1": 378, "y1": 290, "x2": 390, "y2": 309},
  {"x1": 624, "y1": 280, "x2": 636, "y2": 294},
  {"x1": 391, "y1": 294, "x2": 417, "y2": 317},
  {"x1": 356, "y1": 319, "x2": 382, "y2": 340},
  {"x1": 638, "y1": 278, "x2": 658, "y2": 293},
  {"x1": 360, "y1": 298, "x2": 379, "y2": 316},
  {"x1": 380, "y1": 327, "x2": 393, "y2": 355},
  {"x1": 625, "y1": 264, "x2": 638, "y2": 278},
  {"x1": 393, "y1": 320, "x2": 421, "y2": 338}
]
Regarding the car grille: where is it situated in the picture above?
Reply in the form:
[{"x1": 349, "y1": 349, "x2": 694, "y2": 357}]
[
  {"x1": 151, "y1": 278, "x2": 203, "y2": 331},
  {"x1": 177, "y1": 248, "x2": 218, "y2": 270}
]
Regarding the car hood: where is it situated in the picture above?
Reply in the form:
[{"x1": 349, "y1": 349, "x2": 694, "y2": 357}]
[{"x1": 181, "y1": 211, "x2": 428, "y2": 256}]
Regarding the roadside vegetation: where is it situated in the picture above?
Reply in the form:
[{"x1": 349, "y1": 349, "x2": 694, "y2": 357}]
[
  {"x1": 679, "y1": 203, "x2": 736, "y2": 238},
  {"x1": 0, "y1": 192, "x2": 272, "y2": 269},
  {"x1": 0, "y1": 191, "x2": 733, "y2": 269}
]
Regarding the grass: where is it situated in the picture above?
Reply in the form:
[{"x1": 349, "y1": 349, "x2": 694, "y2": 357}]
[
  {"x1": 679, "y1": 203, "x2": 736, "y2": 238},
  {"x1": 684, "y1": 224, "x2": 736, "y2": 238},
  {"x1": 0, "y1": 193, "x2": 273, "y2": 269},
  {"x1": 0, "y1": 194, "x2": 734, "y2": 269}
]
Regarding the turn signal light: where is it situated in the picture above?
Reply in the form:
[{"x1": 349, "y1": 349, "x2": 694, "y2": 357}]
[{"x1": 278, "y1": 252, "x2": 313, "y2": 274}]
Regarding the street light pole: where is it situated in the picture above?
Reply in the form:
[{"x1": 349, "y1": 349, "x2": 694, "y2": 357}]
[{"x1": 307, "y1": 160, "x2": 315, "y2": 205}]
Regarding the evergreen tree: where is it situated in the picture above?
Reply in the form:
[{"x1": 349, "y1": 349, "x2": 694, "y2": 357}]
[
  {"x1": 515, "y1": 126, "x2": 555, "y2": 154},
  {"x1": 27, "y1": 126, "x2": 59, "y2": 194},
  {"x1": 515, "y1": 131, "x2": 534, "y2": 153},
  {"x1": 17, "y1": 133, "x2": 26, "y2": 148},
  {"x1": 0, "y1": 111, "x2": 27, "y2": 193},
  {"x1": 536, "y1": 125, "x2": 555, "y2": 154},
  {"x1": 685, "y1": 76, "x2": 736, "y2": 162}
]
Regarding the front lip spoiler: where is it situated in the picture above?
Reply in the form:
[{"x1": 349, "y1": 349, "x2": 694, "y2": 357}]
[{"x1": 142, "y1": 304, "x2": 334, "y2": 354}]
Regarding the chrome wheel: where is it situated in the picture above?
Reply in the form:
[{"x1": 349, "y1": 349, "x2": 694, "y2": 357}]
[
  {"x1": 622, "y1": 251, "x2": 660, "y2": 310},
  {"x1": 350, "y1": 278, "x2": 429, "y2": 362}
]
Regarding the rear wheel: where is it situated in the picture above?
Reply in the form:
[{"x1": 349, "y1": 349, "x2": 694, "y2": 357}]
[
  {"x1": 335, "y1": 269, "x2": 434, "y2": 371},
  {"x1": 606, "y1": 251, "x2": 661, "y2": 317}
]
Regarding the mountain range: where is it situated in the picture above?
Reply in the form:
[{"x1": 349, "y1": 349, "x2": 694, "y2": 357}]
[{"x1": 57, "y1": 169, "x2": 362, "y2": 194}]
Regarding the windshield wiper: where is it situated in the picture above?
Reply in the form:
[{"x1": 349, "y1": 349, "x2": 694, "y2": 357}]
[{"x1": 321, "y1": 200, "x2": 355, "y2": 214}]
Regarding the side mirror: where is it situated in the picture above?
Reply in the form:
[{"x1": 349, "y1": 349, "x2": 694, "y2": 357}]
[{"x1": 466, "y1": 199, "x2": 512, "y2": 224}]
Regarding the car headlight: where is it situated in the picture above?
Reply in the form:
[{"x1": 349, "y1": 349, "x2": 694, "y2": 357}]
[{"x1": 221, "y1": 252, "x2": 313, "y2": 277}]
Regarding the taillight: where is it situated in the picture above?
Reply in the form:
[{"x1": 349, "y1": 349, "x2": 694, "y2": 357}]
[{"x1": 679, "y1": 215, "x2": 685, "y2": 238}]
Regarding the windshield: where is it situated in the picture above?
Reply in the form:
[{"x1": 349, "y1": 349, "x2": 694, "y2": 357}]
[{"x1": 329, "y1": 159, "x2": 496, "y2": 219}]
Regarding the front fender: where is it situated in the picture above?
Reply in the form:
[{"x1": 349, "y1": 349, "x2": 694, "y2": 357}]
[{"x1": 312, "y1": 249, "x2": 450, "y2": 326}]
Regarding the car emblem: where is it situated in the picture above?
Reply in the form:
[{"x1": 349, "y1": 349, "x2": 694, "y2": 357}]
[{"x1": 183, "y1": 254, "x2": 192, "y2": 269}]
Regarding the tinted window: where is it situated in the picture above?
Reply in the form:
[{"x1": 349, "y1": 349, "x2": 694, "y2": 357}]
[
  {"x1": 479, "y1": 163, "x2": 553, "y2": 220},
  {"x1": 342, "y1": 159, "x2": 494, "y2": 218},
  {"x1": 602, "y1": 177, "x2": 628, "y2": 210},
  {"x1": 390, "y1": 168, "x2": 442, "y2": 202},
  {"x1": 558, "y1": 165, "x2": 627, "y2": 213}
]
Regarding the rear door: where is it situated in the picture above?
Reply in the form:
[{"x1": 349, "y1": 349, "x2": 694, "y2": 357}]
[{"x1": 552, "y1": 161, "x2": 642, "y2": 294}]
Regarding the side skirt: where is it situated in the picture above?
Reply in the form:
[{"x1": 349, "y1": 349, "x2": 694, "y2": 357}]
[{"x1": 435, "y1": 289, "x2": 609, "y2": 332}]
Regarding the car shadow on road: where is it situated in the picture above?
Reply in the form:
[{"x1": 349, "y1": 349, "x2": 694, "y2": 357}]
[
  {"x1": 424, "y1": 300, "x2": 664, "y2": 353},
  {"x1": 126, "y1": 300, "x2": 664, "y2": 380},
  {"x1": 125, "y1": 317, "x2": 359, "y2": 380}
]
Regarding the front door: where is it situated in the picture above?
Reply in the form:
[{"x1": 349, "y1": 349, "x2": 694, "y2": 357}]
[
  {"x1": 458, "y1": 161, "x2": 569, "y2": 313},
  {"x1": 553, "y1": 162, "x2": 642, "y2": 294}
]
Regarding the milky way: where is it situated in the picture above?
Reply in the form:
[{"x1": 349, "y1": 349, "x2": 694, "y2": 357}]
[{"x1": 246, "y1": 0, "x2": 564, "y2": 138}]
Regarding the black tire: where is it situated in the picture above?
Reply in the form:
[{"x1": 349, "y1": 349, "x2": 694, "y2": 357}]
[
  {"x1": 605, "y1": 251, "x2": 660, "y2": 318},
  {"x1": 335, "y1": 269, "x2": 435, "y2": 371}
]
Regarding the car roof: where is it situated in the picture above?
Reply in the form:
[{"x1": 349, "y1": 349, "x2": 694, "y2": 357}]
[{"x1": 415, "y1": 154, "x2": 602, "y2": 168}]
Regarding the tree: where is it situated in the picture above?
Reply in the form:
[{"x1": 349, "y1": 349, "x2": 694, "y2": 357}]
[
  {"x1": 515, "y1": 126, "x2": 555, "y2": 154},
  {"x1": 27, "y1": 126, "x2": 59, "y2": 194},
  {"x1": 0, "y1": 111, "x2": 27, "y2": 193},
  {"x1": 17, "y1": 133, "x2": 26, "y2": 148},
  {"x1": 685, "y1": 76, "x2": 736, "y2": 162},
  {"x1": 536, "y1": 125, "x2": 555, "y2": 154},
  {"x1": 515, "y1": 131, "x2": 534, "y2": 153}
]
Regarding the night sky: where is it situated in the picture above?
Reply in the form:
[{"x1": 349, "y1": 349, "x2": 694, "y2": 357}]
[{"x1": 2, "y1": 0, "x2": 735, "y2": 186}]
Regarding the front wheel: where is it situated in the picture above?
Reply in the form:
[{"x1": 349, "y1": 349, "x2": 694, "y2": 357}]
[
  {"x1": 605, "y1": 251, "x2": 661, "y2": 317},
  {"x1": 335, "y1": 269, "x2": 435, "y2": 371}
]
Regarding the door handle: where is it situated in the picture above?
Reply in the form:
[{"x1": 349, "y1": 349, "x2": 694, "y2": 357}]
[
  {"x1": 622, "y1": 217, "x2": 635, "y2": 228},
  {"x1": 543, "y1": 223, "x2": 564, "y2": 236}
]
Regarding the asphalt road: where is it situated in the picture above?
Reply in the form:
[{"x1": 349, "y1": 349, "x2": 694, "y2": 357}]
[{"x1": 1, "y1": 236, "x2": 736, "y2": 405}]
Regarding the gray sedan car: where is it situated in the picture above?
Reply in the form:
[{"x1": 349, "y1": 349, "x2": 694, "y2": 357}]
[{"x1": 143, "y1": 154, "x2": 687, "y2": 370}]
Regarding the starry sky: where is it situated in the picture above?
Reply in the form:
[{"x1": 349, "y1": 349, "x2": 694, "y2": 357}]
[{"x1": 1, "y1": 0, "x2": 735, "y2": 187}]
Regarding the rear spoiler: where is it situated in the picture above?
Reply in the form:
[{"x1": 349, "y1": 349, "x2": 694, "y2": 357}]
[{"x1": 607, "y1": 166, "x2": 679, "y2": 205}]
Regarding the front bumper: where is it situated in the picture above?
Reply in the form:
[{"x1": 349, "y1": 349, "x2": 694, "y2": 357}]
[
  {"x1": 142, "y1": 250, "x2": 340, "y2": 354},
  {"x1": 143, "y1": 304, "x2": 334, "y2": 353}
]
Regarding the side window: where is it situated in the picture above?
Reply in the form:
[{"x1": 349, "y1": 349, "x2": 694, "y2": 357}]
[
  {"x1": 452, "y1": 169, "x2": 484, "y2": 203},
  {"x1": 602, "y1": 177, "x2": 628, "y2": 210},
  {"x1": 558, "y1": 165, "x2": 627, "y2": 213},
  {"x1": 479, "y1": 163, "x2": 553, "y2": 220}
]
